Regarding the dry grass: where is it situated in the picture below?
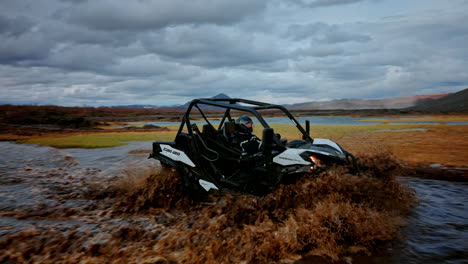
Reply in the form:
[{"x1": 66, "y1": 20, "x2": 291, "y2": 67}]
[
  {"x1": 2, "y1": 115, "x2": 465, "y2": 263},
  {"x1": 95, "y1": 152, "x2": 415, "y2": 263},
  {"x1": 0, "y1": 152, "x2": 417, "y2": 263},
  {"x1": 339, "y1": 125, "x2": 468, "y2": 167},
  {"x1": 112, "y1": 167, "x2": 192, "y2": 212},
  {"x1": 17, "y1": 131, "x2": 176, "y2": 148},
  {"x1": 268, "y1": 123, "x2": 434, "y2": 142},
  {"x1": 359, "y1": 115, "x2": 468, "y2": 123},
  {"x1": 9, "y1": 121, "x2": 468, "y2": 167}
]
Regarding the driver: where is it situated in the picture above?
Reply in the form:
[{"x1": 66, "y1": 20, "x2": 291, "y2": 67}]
[{"x1": 230, "y1": 115, "x2": 261, "y2": 155}]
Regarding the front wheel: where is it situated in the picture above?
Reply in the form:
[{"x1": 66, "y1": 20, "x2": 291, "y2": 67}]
[{"x1": 177, "y1": 165, "x2": 208, "y2": 201}]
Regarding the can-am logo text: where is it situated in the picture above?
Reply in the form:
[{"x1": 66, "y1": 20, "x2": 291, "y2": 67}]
[{"x1": 163, "y1": 147, "x2": 181, "y2": 156}]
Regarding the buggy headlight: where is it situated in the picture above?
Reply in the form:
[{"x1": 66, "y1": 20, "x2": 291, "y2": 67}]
[{"x1": 309, "y1": 155, "x2": 323, "y2": 167}]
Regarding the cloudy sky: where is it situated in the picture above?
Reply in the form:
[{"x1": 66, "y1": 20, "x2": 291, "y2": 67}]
[{"x1": 0, "y1": 0, "x2": 467, "y2": 106}]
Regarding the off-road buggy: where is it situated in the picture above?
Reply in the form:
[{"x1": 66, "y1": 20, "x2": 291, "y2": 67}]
[{"x1": 150, "y1": 98, "x2": 358, "y2": 196}]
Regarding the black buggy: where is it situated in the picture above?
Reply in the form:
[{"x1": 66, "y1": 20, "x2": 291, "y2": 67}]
[{"x1": 150, "y1": 98, "x2": 358, "y2": 196}]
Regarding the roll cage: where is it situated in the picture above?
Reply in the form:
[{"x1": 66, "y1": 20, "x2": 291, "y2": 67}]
[{"x1": 175, "y1": 98, "x2": 314, "y2": 147}]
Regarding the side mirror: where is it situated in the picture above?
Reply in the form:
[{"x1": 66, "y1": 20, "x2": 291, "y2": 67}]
[
  {"x1": 303, "y1": 120, "x2": 310, "y2": 140},
  {"x1": 262, "y1": 127, "x2": 274, "y2": 155}
]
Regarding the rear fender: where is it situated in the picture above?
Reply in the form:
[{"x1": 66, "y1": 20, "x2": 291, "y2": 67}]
[{"x1": 150, "y1": 141, "x2": 196, "y2": 168}]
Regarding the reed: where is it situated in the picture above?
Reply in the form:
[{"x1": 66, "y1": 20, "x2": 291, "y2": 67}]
[
  {"x1": 18, "y1": 131, "x2": 175, "y2": 148},
  {"x1": 108, "y1": 152, "x2": 415, "y2": 262},
  {"x1": 18, "y1": 123, "x2": 435, "y2": 148},
  {"x1": 358, "y1": 115, "x2": 468, "y2": 123}
]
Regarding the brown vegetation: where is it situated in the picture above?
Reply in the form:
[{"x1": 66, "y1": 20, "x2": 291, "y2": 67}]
[
  {"x1": 0, "y1": 104, "x2": 184, "y2": 132},
  {"x1": 1, "y1": 103, "x2": 465, "y2": 263},
  {"x1": 0, "y1": 153, "x2": 416, "y2": 263},
  {"x1": 339, "y1": 125, "x2": 468, "y2": 169}
]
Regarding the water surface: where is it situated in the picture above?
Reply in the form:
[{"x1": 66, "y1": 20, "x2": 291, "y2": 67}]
[
  {"x1": 140, "y1": 116, "x2": 468, "y2": 127},
  {"x1": 0, "y1": 142, "x2": 466, "y2": 263}
]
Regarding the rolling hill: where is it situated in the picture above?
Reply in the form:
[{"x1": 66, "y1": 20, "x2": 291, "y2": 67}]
[
  {"x1": 409, "y1": 88, "x2": 468, "y2": 112},
  {"x1": 113, "y1": 89, "x2": 467, "y2": 113},
  {"x1": 285, "y1": 93, "x2": 449, "y2": 110}
]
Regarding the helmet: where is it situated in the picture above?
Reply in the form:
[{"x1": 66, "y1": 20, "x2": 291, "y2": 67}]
[{"x1": 235, "y1": 115, "x2": 253, "y2": 133}]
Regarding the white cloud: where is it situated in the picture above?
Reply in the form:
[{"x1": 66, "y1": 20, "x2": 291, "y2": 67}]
[
  {"x1": 0, "y1": 0, "x2": 467, "y2": 106},
  {"x1": 64, "y1": 0, "x2": 267, "y2": 30}
]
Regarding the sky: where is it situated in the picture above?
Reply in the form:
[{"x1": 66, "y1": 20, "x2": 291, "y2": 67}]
[{"x1": 0, "y1": 0, "x2": 467, "y2": 106}]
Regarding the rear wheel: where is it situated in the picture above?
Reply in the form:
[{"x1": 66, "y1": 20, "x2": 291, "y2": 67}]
[
  {"x1": 159, "y1": 160, "x2": 172, "y2": 168},
  {"x1": 177, "y1": 165, "x2": 208, "y2": 201}
]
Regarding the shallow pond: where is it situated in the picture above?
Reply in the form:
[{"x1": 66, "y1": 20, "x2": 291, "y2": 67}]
[
  {"x1": 0, "y1": 142, "x2": 466, "y2": 263},
  {"x1": 138, "y1": 116, "x2": 468, "y2": 127},
  {"x1": 395, "y1": 177, "x2": 468, "y2": 264}
]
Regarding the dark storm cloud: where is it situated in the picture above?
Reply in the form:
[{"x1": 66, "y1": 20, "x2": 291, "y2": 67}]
[
  {"x1": 58, "y1": 0, "x2": 87, "y2": 3},
  {"x1": 294, "y1": 45, "x2": 344, "y2": 57},
  {"x1": 46, "y1": 21, "x2": 137, "y2": 47},
  {"x1": 384, "y1": 14, "x2": 468, "y2": 59},
  {"x1": 0, "y1": 13, "x2": 52, "y2": 63},
  {"x1": 142, "y1": 25, "x2": 286, "y2": 67},
  {"x1": 63, "y1": 0, "x2": 267, "y2": 30},
  {"x1": 0, "y1": 31, "x2": 52, "y2": 63},
  {"x1": 0, "y1": 0, "x2": 467, "y2": 106},
  {"x1": 45, "y1": 44, "x2": 119, "y2": 72},
  {"x1": 0, "y1": 15, "x2": 34, "y2": 36},
  {"x1": 292, "y1": 0, "x2": 366, "y2": 8},
  {"x1": 286, "y1": 23, "x2": 371, "y2": 43}
]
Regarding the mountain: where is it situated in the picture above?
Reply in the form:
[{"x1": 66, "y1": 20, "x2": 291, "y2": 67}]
[
  {"x1": 211, "y1": 93, "x2": 231, "y2": 100},
  {"x1": 285, "y1": 93, "x2": 448, "y2": 110},
  {"x1": 111, "y1": 91, "x2": 467, "y2": 112},
  {"x1": 153, "y1": 93, "x2": 233, "y2": 110},
  {"x1": 182, "y1": 93, "x2": 231, "y2": 107},
  {"x1": 409, "y1": 88, "x2": 468, "y2": 112},
  {"x1": 111, "y1": 104, "x2": 160, "y2": 109}
]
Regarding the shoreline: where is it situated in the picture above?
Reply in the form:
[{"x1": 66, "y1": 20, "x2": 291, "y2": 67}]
[
  {"x1": 401, "y1": 165, "x2": 468, "y2": 182},
  {"x1": 1, "y1": 114, "x2": 467, "y2": 182}
]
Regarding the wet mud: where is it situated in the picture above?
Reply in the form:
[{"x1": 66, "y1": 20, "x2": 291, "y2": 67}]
[{"x1": 0, "y1": 142, "x2": 465, "y2": 263}]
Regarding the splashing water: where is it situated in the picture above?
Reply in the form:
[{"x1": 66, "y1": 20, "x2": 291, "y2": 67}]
[{"x1": 0, "y1": 142, "x2": 466, "y2": 263}]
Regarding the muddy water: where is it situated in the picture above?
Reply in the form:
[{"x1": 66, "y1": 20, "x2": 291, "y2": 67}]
[
  {"x1": 0, "y1": 142, "x2": 160, "y2": 237},
  {"x1": 395, "y1": 177, "x2": 468, "y2": 264},
  {"x1": 0, "y1": 142, "x2": 467, "y2": 263}
]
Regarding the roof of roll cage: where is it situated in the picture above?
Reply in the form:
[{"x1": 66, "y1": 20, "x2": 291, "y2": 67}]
[
  {"x1": 181, "y1": 97, "x2": 313, "y2": 142},
  {"x1": 191, "y1": 98, "x2": 285, "y2": 112}
]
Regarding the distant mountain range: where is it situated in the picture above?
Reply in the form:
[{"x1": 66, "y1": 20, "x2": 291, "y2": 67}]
[
  {"x1": 114, "y1": 89, "x2": 467, "y2": 112},
  {"x1": 285, "y1": 93, "x2": 449, "y2": 110},
  {"x1": 115, "y1": 93, "x2": 231, "y2": 109},
  {"x1": 181, "y1": 93, "x2": 231, "y2": 107},
  {"x1": 408, "y1": 88, "x2": 467, "y2": 112}
]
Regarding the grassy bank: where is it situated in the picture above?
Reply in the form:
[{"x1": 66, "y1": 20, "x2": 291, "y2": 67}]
[
  {"x1": 339, "y1": 125, "x2": 468, "y2": 168},
  {"x1": 14, "y1": 123, "x2": 468, "y2": 168},
  {"x1": 269, "y1": 123, "x2": 432, "y2": 141},
  {"x1": 17, "y1": 123, "x2": 428, "y2": 148},
  {"x1": 18, "y1": 131, "x2": 176, "y2": 148},
  {"x1": 357, "y1": 115, "x2": 468, "y2": 123}
]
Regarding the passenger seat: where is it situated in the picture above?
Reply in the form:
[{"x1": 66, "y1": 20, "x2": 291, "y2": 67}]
[{"x1": 223, "y1": 121, "x2": 235, "y2": 142}]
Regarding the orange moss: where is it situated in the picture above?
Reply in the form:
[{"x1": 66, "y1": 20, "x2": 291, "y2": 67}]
[
  {"x1": 104, "y1": 153, "x2": 414, "y2": 263},
  {"x1": 339, "y1": 125, "x2": 468, "y2": 167},
  {"x1": 0, "y1": 136, "x2": 423, "y2": 264},
  {"x1": 0, "y1": 152, "x2": 416, "y2": 263}
]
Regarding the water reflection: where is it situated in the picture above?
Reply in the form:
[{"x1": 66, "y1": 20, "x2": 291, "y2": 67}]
[
  {"x1": 137, "y1": 116, "x2": 468, "y2": 127},
  {"x1": 397, "y1": 177, "x2": 468, "y2": 264}
]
